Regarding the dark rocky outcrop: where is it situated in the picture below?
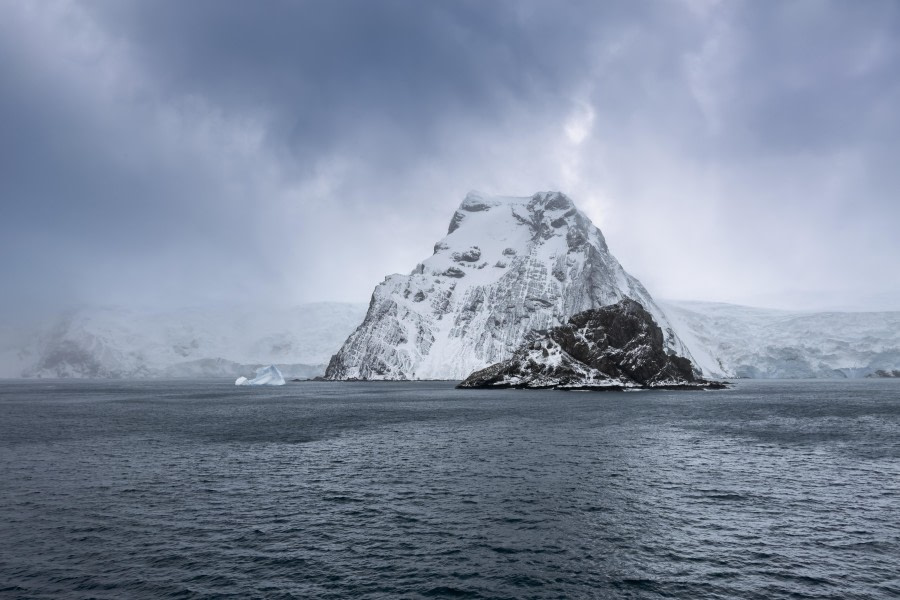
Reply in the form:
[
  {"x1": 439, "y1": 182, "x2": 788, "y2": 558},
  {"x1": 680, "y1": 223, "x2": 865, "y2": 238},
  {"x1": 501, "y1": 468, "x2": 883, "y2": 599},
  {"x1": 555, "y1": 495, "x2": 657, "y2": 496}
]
[
  {"x1": 447, "y1": 211, "x2": 465, "y2": 234},
  {"x1": 452, "y1": 247, "x2": 482, "y2": 262},
  {"x1": 458, "y1": 299, "x2": 726, "y2": 391},
  {"x1": 868, "y1": 369, "x2": 900, "y2": 378}
]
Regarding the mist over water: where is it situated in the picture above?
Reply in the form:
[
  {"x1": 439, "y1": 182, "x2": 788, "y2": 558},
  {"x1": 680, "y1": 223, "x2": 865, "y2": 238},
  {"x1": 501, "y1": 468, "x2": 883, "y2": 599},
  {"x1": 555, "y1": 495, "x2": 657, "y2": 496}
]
[{"x1": 1, "y1": 380, "x2": 898, "y2": 599}]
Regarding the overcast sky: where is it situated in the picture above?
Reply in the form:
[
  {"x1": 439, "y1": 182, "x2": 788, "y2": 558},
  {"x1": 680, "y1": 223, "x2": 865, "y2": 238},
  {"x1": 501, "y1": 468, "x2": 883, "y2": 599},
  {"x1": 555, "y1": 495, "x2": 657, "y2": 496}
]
[{"x1": 2, "y1": 0, "x2": 899, "y2": 318}]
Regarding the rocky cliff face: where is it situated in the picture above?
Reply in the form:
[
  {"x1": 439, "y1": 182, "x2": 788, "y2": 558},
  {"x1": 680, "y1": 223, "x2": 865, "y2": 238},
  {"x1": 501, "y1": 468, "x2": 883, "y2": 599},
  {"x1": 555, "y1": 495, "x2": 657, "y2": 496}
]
[
  {"x1": 458, "y1": 299, "x2": 722, "y2": 390},
  {"x1": 327, "y1": 191, "x2": 692, "y2": 380}
]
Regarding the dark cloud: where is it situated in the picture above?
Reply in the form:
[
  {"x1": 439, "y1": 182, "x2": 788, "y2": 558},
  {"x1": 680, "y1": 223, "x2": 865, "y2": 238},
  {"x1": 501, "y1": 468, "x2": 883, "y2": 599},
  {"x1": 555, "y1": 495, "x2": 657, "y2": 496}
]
[
  {"x1": 0, "y1": 0, "x2": 898, "y2": 318},
  {"x1": 84, "y1": 0, "x2": 673, "y2": 179}
]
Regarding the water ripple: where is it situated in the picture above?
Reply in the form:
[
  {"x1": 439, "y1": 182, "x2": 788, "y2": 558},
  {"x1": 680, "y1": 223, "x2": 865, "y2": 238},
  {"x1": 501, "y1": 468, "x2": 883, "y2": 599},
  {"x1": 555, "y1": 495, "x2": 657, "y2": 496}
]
[{"x1": 0, "y1": 379, "x2": 898, "y2": 599}]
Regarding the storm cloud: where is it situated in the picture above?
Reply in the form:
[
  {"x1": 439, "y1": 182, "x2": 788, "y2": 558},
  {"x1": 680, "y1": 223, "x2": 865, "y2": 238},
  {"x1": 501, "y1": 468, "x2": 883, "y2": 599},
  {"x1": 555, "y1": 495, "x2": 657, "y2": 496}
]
[{"x1": 2, "y1": 0, "x2": 899, "y2": 319}]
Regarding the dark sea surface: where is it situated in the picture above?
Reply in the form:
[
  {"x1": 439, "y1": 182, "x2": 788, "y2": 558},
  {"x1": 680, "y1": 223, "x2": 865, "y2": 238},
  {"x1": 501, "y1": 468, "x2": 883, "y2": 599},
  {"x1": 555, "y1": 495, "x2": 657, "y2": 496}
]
[{"x1": 1, "y1": 379, "x2": 899, "y2": 600}]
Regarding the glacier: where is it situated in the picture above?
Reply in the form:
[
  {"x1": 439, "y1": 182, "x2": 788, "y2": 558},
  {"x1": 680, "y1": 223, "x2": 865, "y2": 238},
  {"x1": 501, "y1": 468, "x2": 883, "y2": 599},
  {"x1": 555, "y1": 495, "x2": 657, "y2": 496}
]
[
  {"x1": 2, "y1": 303, "x2": 367, "y2": 379},
  {"x1": 663, "y1": 300, "x2": 900, "y2": 378},
  {"x1": 327, "y1": 191, "x2": 692, "y2": 380},
  {"x1": 235, "y1": 365, "x2": 285, "y2": 386}
]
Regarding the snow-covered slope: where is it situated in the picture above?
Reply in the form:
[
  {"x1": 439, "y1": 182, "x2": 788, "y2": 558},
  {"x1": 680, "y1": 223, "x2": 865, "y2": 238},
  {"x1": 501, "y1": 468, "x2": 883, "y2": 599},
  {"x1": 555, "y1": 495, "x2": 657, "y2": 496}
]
[
  {"x1": 663, "y1": 300, "x2": 900, "y2": 378},
  {"x1": 327, "y1": 191, "x2": 692, "y2": 380},
  {"x1": 2, "y1": 302, "x2": 367, "y2": 379}
]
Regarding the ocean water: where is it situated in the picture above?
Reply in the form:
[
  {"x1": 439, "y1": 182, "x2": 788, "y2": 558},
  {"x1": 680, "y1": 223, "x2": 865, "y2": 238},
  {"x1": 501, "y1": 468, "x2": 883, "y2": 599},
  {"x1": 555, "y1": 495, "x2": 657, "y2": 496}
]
[{"x1": 0, "y1": 379, "x2": 898, "y2": 600}]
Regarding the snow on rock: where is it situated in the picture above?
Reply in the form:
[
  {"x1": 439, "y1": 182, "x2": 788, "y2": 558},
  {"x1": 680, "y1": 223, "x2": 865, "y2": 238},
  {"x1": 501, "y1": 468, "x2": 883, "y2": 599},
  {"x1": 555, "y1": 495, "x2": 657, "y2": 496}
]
[
  {"x1": 458, "y1": 299, "x2": 724, "y2": 390},
  {"x1": 662, "y1": 300, "x2": 900, "y2": 378},
  {"x1": 327, "y1": 191, "x2": 693, "y2": 380},
  {"x1": 869, "y1": 369, "x2": 900, "y2": 378},
  {"x1": 235, "y1": 365, "x2": 285, "y2": 386}
]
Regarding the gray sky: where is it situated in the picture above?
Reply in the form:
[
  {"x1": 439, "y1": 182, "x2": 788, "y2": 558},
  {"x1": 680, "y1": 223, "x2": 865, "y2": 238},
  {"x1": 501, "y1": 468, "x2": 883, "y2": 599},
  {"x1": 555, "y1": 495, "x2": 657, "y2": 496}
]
[{"x1": 2, "y1": 0, "x2": 899, "y2": 318}]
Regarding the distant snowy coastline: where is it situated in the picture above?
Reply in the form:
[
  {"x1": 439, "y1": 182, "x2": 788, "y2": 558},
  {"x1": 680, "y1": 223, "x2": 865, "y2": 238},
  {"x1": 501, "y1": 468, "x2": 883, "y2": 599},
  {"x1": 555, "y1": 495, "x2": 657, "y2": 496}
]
[
  {"x1": 663, "y1": 300, "x2": 900, "y2": 379},
  {"x1": 0, "y1": 303, "x2": 367, "y2": 379},
  {"x1": 2, "y1": 299, "x2": 897, "y2": 381}
]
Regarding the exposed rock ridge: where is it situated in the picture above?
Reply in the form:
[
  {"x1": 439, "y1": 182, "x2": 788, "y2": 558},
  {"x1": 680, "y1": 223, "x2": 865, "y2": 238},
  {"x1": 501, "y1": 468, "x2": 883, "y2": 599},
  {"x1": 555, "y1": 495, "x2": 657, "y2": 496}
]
[
  {"x1": 326, "y1": 191, "x2": 693, "y2": 380},
  {"x1": 458, "y1": 299, "x2": 725, "y2": 390},
  {"x1": 868, "y1": 369, "x2": 900, "y2": 378}
]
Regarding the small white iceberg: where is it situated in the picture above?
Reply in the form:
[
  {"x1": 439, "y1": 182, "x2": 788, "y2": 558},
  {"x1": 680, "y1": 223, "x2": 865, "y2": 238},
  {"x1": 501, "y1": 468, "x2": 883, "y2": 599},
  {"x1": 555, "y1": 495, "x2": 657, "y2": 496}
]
[{"x1": 235, "y1": 365, "x2": 285, "y2": 386}]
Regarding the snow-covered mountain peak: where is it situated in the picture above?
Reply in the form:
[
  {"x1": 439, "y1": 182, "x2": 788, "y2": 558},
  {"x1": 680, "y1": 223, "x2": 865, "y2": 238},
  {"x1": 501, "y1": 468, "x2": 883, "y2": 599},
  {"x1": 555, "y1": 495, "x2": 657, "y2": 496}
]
[
  {"x1": 327, "y1": 191, "x2": 691, "y2": 380},
  {"x1": 448, "y1": 190, "x2": 585, "y2": 236},
  {"x1": 423, "y1": 191, "x2": 608, "y2": 288}
]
